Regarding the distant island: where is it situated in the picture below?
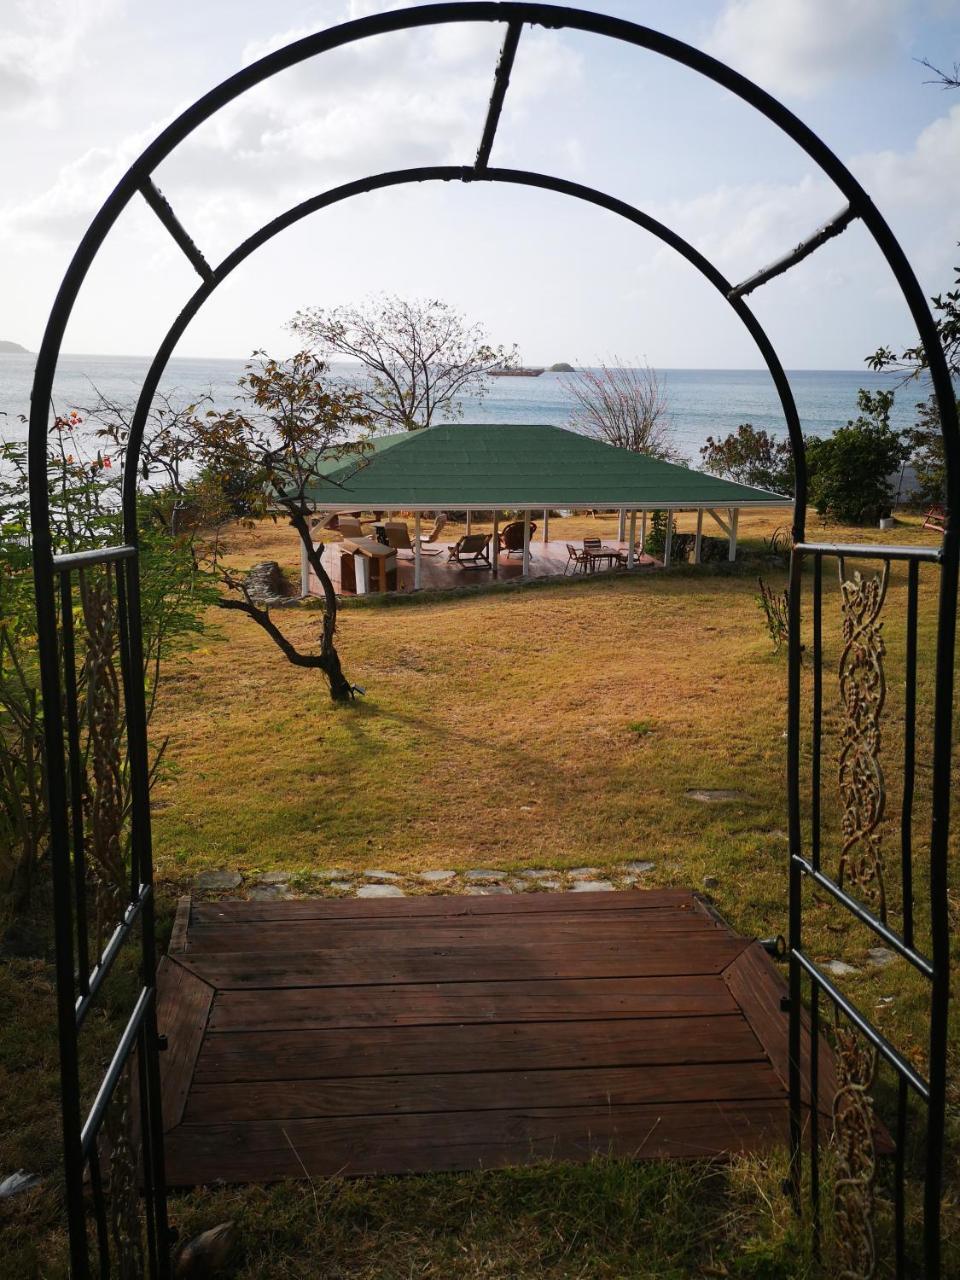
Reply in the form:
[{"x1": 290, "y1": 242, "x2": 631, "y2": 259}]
[
  {"x1": 548, "y1": 361, "x2": 574, "y2": 372},
  {"x1": 0, "y1": 340, "x2": 30, "y2": 354}
]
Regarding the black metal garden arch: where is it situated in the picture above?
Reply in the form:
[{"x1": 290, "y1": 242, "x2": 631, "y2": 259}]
[{"x1": 26, "y1": 5, "x2": 958, "y2": 1277}]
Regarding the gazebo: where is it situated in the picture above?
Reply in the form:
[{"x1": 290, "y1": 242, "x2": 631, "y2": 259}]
[{"x1": 301, "y1": 422, "x2": 790, "y2": 592}]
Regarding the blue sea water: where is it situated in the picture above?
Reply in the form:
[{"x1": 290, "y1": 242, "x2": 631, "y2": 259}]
[{"x1": 0, "y1": 353, "x2": 930, "y2": 463}]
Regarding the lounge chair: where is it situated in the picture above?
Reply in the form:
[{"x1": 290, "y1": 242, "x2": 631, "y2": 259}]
[
  {"x1": 418, "y1": 512, "x2": 448, "y2": 548},
  {"x1": 923, "y1": 505, "x2": 947, "y2": 532},
  {"x1": 447, "y1": 533, "x2": 492, "y2": 568},
  {"x1": 383, "y1": 521, "x2": 443, "y2": 557},
  {"x1": 564, "y1": 543, "x2": 589, "y2": 574},
  {"x1": 335, "y1": 515, "x2": 365, "y2": 538},
  {"x1": 499, "y1": 519, "x2": 536, "y2": 556}
]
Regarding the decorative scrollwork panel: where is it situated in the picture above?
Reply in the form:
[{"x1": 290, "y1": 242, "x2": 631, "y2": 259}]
[{"x1": 836, "y1": 561, "x2": 889, "y2": 922}]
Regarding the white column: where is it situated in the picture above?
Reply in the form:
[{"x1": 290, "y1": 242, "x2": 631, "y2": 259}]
[
  {"x1": 627, "y1": 510, "x2": 636, "y2": 569},
  {"x1": 640, "y1": 509, "x2": 647, "y2": 556},
  {"x1": 618, "y1": 507, "x2": 626, "y2": 541},
  {"x1": 492, "y1": 510, "x2": 500, "y2": 578},
  {"x1": 522, "y1": 510, "x2": 531, "y2": 576},
  {"x1": 694, "y1": 508, "x2": 704, "y2": 564},
  {"x1": 414, "y1": 511, "x2": 422, "y2": 589},
  {"x1": 466, "y1": 509, "x2": 472, "y2": 535},
  {"x1": 300, "y1": 533, "x2": 310, "y2": 596},
  {"x1": 728, "y1": 508, "x2": 739, "y2": 562},
  {"x1": 542, "y1": 507, "x2": 549, "y2": 542},
  {"x1": 663, "y1": 513, "x2": 673, "y2": 567}
]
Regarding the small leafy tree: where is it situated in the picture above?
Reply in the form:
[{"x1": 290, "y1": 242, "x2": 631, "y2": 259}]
[
  {"x1": 867, "y1": 254, "x2": 960, "y2": 509},
  {"x1": 290, "y1": 296, "x2": 516, "y2": 431},
  {"x1": 755, "y1": 577, "x2": 791, "y2": 655},
  {"x1": 806, "y1": 390, "x2": 908, "y2": 525},
  {"x1": 187, "y1": 351, "x2": 372, "y2": 703},
  {"x1": 643, "y1": 510, "x2": 672, "y2": 558},
  {"x1": 700, "y1": 423, "x2": 794, "y2": 493},
  {"x1": 565, "y1": 360, "x2": 679, "y2": 459}
]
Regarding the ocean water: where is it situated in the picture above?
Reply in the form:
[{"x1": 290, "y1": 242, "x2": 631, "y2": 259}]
[{"x1": 0, "y1": 353, "x2": 929, "y2": 463}]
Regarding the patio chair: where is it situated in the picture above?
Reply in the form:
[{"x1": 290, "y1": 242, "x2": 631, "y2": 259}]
[
  {"x1": 383, "y1": 520, "x2": 443, "y2": 557},
  {"x1": 499, "y1": 519, "x2": 537, "y2": 556},
  {"x1": 447, "y1": 533, "x2": 492, "y2": 569},
  {"x1": 564, "y1": 543, "x2": 589, "y2": 574}
]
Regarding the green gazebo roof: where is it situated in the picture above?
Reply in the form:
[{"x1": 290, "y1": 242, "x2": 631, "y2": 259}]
[{"x1": 304, "y1": 422, "x2": 790, "y2": 511}]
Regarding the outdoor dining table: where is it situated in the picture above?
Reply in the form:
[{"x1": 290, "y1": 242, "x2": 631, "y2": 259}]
[{"x1": 585, "y1": 545, "x2": 627, "y2": 570}]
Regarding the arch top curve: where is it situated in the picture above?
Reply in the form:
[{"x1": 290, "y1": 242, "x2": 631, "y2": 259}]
[
  {"x1": 120, "y1": 162, "x2": 809, "y2": 542},
  {"x1": 27, "y1": 0, "x2": 960, "y2": 537}
]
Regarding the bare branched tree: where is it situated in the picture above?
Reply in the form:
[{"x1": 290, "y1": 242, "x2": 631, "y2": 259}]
[
  {"x1": 76, "y1": 386, "x2": 211, "y2": 498},
  {"x1": 290, "y1": 295, "x2": 517, "y2": 431},
  {"x1": 564, "y1": 359, "x2": 679, "y2": 459},
  {"x1": 916, "y1": 56, "x2": 960, "y2": 89},
  {"x1": 187, "y1": 351, "x2": 373, "y2": 703}
]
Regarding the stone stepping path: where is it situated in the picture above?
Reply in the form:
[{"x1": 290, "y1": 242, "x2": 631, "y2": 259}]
[{"x1": 190, "y1": 859, "x2": 660, "y2": 902}]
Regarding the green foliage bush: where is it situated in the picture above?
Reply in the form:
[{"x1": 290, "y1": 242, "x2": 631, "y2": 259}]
[
  {"x1": 806, "y1": 390, "x2": 908, "y2": 525},
  {"x1": 0, "y1": 417, "x2": 214, "y2": 917}
]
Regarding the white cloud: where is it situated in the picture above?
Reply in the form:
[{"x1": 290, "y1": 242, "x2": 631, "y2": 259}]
[
  {"x1": 706, "y1": 0, "x2": 909, "y2": 97},
  {"x1": 854, "y1": 102, "x2": 960, "y2": 209},
  {"x1": 0, "y1": 5, "x2": 580, "y2": 256},
  {"x1": 0, "y1": 0, "x2": 121, "y2": 121}
]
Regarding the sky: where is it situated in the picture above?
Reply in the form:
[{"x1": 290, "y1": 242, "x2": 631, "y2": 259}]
[{"x1": 2, "y1": 0, "x2": 959, "y2": 369}]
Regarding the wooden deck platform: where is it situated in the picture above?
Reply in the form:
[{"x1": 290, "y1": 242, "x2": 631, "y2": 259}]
[{"x1": 158, "y1": 889, "x2": 834, "y2": 1186}]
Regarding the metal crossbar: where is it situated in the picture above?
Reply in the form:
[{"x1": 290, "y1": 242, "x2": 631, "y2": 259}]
[
  {"x1": 728, "y1": 204, "x2": 857, "y2": 299},
  {"x1": 139, "y1": 178, "x2": 215, "y2": 283},
  {"x1": 475, "y1": 20, "x2": 522, "y2": 169}
]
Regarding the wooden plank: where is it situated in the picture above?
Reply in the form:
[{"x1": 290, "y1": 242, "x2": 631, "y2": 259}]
[
  {"x1": 194, "y1": 1014, "x2": 763, "y2": 1083},
  {"x1": 190, "y1": 887, "x2": 696, "y2": 926},
  {"x1": 184, "y1": 1059, "x2": 784, "y2": 1124},
  {"x1": 155, "y1": 956, "x2": 214, "y2": 1132},
  {"x1": 168, "y1": 896, "x2": 191, "y2": 955},
  {"x1": 724, "y1": 942, "x2": 838, "y2": 1111},
  {"x1": 208, "y1": 975, "x2": 739, "y2": 1032},
  {"x1": 723, "y1": 944, "x2": 894, "y2": 1154},
  {"x1": 181, "y1": 914, "x2": 721, "y2": 954},
  {"x1": 179, "y1": 936, "x2": 750, "y2": 990},
  {"x1": 164, "y1": 1100, "x2": 791, "y2": 1184}
]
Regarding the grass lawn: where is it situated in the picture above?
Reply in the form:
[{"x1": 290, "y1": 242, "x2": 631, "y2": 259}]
[{"x1": 2, "y1": 508, "x2": 958, "y2": 1277}]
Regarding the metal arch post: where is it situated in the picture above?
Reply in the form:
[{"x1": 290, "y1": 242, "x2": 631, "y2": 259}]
[{"x1": 25, "y1": 6, "x2": 958, "y2": 1275}]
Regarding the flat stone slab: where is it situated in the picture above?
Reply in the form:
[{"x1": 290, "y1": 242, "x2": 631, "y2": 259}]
[
  {"x1": 363, "y1": 869, "x2": 401, "y2": 882},
  {"x1": 465, "y1": 870, "x2": 506, "y2": 882},
  {"x1": 465, "y1": 885, "x2": 513, "y2": 896},
  {"x1": 253, "y1": 872, "x2": 289, "y2": 885},
  {"x1": 529, "y1": 879, "x2": 561, "y2": 891},
  {"x1": 867, "y1": 947, "x2": 897, "y2": 968},
  {"x1": 313, "y1": 869, "x2": 347, "y2": 882},
  {"x1": 823, "y1": 959, "x2": 858, "y2": 978},
  {"x1": 248, "y1": 885, "x2": 290, "y2": 901},
  {"x1": 329, "y1": 881, "x2": 353, "y2": 891},
  {"x1": 624, "y1": 860, "x2": 655, "y2": 873},
  {"x1": 418, "y1": 870, "x2": 457, "y2": 883},
  {"x1": 357, "y1": 884, "x2": 405, "y2": 898},
  {"x1": 520, "y1": 869, "x2": 556, "y2": 880},
  {"x1": 685, "y1": 789, "x2": 746, "y2": 804},
  {"x1": 195, "y1": 870, "x2": 242, "y2": 891},
  {"x1": 567, "y1": 867, "x2": 599, "y2": 878},
  {"x1": 571, "y1": 881, "x2": 615, "y2": 893}
]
